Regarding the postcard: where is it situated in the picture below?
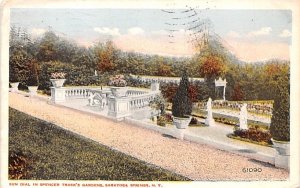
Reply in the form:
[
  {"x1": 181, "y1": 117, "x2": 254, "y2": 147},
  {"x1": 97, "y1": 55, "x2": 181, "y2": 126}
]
[{"x1": 1, "y1": 0, "x2": 299, "y2": 188}]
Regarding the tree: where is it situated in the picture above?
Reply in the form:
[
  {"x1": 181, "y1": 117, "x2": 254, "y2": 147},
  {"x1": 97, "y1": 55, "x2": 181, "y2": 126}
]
[
  {"x1": 94, "y1": 41, "x2": 118, "y2": 73},
  {"x1": 199, "y1": 54, "x2": 226, "y2": 79},
  {"x1": 26, "y1": 60, "x2": 40, "y2": 86},
  {"x1": 270, "y1": 72, "x2": 290, "y2": 141},
  {"x1": 231, "y1": 83, "x2": 244, "y2": 101},
  {"x1": 36, "y1": 31, "x2": 60, "y2": 62},
  {"x1": 9, "y1": 44, "x2": 34, "y2": 87},
  {"x1": 160, "y1": 83, "x2": 178, "y2": 103},
  {"x1": 172, "y1": 70, "x2": 192, "y2": 117},
  {"x1": 9, "y1": 26, "x2": 35, "y2": 86}
]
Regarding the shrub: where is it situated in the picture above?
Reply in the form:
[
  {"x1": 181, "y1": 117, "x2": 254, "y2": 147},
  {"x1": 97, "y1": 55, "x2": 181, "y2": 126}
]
[
  {"x1": 269, "y1": 73, "x2": 290, "y2": 141},
  {"x1": 26, "y1": 60, "x2": 40, "y2": 86},
  {"x1": 157, "y1": 116, "x2": 167, "y2": 127},
  {"x1": 233, "y1": 127, "x2": 272, "y2": 144},
  {"x1": 172, "y1": 70, "x2": 192, "y2": 118},
  {"x1": 9, "y1": 151, "x2": 32, "y2": 179},
  {"x1": 161, "y1": 83, "x2": 178, "y2": 103},
  {"x1": 149, "y1": 95, "x2": 166, "y2": 115},
  {"x1": 189, "y1": 117, "x2": 198, "y2": 125},
  {"x1": 164, "y1": 113, "x2": 173, "y2": 123}
]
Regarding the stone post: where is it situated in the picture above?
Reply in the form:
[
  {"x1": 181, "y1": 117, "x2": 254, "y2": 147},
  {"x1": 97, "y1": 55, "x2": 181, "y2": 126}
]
[
  {"x1": 107, "y1": 96, "x2": 131, "y2": 121},
  {"x1": 151, "y1": 82, "x2": 160, "y2": 92},
  {"x1": 239, "y1": 103, "x2": 248, "y2": 130},
  {"x1": 50, "y1": 87, "x2": 66, "y2": 103},
  {"x1": 205, "y1": 98, "x2": 215, "y2": 126}
]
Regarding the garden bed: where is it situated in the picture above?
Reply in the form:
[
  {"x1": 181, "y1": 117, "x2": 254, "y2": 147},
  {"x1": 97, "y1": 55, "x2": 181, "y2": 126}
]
[{"x1": 227, "y1": 134, "x2": 273, "y2": 147}]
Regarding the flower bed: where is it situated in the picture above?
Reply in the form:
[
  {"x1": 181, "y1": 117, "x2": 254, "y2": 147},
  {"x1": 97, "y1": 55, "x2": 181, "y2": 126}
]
[
  {"x1": 228, "y1": 127, "x2": 273, "y2": 146},
  {"x1": 227, "y1": 134, "x2": 273, "y2": 147},
  {"x1": 156, "y1": 113, "x2": 173, "y2": 127}
]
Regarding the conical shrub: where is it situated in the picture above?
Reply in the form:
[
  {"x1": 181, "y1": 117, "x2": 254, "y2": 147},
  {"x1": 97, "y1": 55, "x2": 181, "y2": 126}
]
[{"x1": 172, "y1": 70, "x2": 192, "y2": 117}]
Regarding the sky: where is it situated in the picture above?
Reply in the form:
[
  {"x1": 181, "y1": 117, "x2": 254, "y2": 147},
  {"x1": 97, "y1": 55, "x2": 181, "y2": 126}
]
[{"x1": 11, "y1": 9, "x2": 292, "y2": 62}]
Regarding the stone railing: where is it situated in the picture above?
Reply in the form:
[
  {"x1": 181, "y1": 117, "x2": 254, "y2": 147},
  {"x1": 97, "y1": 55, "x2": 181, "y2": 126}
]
[
  {"x1": 130, "y1": 74, "x2": 205, "y2": 84},
  {"x1": 129, "y1": 91, "x2": 158, "y2": 110},
  {"x1": 65, "y1": 88, "x2": 90, "y2": 98},
  {"x1": 64, "y1": 87, "x2": 113, "y2": 99},
  {"x1": 127, "y1": 89, "x2": 148, "y2": 96},
  {"x1": 193, "y1": 100, "x2": 273, "y2": 116}
]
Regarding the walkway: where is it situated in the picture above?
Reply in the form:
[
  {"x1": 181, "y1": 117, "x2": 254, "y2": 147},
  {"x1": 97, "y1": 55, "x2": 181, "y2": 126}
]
[{"x1": 8, "y1": 92, "x2": 288, "y2": 181}]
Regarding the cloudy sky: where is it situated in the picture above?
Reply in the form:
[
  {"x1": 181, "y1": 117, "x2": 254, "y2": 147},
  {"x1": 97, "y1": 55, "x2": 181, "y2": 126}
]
[{"x1": 11, "y1": 9, "x2": 291, "y2": 62}]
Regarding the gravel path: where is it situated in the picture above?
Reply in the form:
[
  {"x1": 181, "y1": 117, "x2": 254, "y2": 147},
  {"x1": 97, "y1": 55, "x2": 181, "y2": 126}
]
[{"x1": 8, "y1": 92, "x2": 288, "y2": 180}]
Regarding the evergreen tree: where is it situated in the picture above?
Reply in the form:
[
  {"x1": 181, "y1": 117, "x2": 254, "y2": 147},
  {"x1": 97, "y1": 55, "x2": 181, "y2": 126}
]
[
  {"x1": 172, "y1": 70, "x2": 192, "y2": 117},
  {"x1": 270, "y1": 72, "x2": 290, "y2": 141}
]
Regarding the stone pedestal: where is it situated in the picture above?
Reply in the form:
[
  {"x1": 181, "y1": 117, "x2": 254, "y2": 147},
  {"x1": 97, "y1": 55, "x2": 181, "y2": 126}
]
[
  {"x1": 50, "y1": 87, "x2": 66, "y2": 103},
  {"x1": 107, "y1": 96, "x2": 131, "y2": 121},
  {"x1": 28, "y1": 86, "x2": 38, "y2": 96},
  {"x1": 275, "y1": 154, "x2": 289, "y2": 170},
  {"x1": 173, "y1": 128, "x2": 185, "y2": 140},
  {"x1": 205, "y1": 98, "x2": 215, "y2": 126},
  {"x1": 205, "y1": 117, "x2": 215, "y2": 127},
  {"x1": 239, "y1": 103, "x2": 248, "y2": 130},
  {"x1": 151, "y1": 82, "x2": 160, "y2": 91},
  {"x1": 273, "y1": 140, "x2": 290, "y2": 170},
  {"x1": 10, "y1": 82, "x2": 19, "y2": 93}
]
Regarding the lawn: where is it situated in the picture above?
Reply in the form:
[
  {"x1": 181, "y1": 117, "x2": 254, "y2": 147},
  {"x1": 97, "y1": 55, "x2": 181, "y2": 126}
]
[{"x1": 8, "y1": 108, "x2": 190, "y2": 181}]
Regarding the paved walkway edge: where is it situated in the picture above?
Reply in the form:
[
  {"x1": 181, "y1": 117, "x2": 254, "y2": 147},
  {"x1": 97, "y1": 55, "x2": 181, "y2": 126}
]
[{"x1": 124, "y1": 117, "x2": 275, "y2": 165}]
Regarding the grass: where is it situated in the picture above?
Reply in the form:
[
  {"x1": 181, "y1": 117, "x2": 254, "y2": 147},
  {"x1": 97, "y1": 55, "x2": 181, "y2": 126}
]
[{"x1": 9, "y1": 108, "x2": 190, "y2": 181}]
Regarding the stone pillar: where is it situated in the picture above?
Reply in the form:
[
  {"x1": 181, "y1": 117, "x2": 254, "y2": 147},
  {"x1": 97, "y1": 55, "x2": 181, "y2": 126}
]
[
  {"x1": 205, "y1": 98, "x2": 215, "y2": 126},
  {"x1": 50, "y1": 87, "x2": 66, "y2": 103},
  {"x1": 107, "y1": 96, "x2": 131, "y2": 121},
  {"x1": 275, "y1": 154, "x2": 290, "y2": 170},
  {"x1": 151, "y1": 82, "x2": 160, "y2": 91},
  {"x1": 239, "y1": 103, "x2": 248, "y2": 130},
  {"x1": 273, "y1": 141, "x2": 290, "y2": 170}
]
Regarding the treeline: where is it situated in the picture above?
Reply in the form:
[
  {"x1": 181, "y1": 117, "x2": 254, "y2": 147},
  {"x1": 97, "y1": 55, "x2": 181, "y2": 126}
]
[{"x1": 9, "y1": 27, "x2": 289, "y2": 102}]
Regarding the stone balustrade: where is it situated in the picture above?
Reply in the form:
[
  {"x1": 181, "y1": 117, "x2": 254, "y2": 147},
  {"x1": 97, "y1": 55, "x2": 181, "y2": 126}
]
[
  {"x1": 51, "y1": 84, "x2": 160, "y2": 121},
  {"x1": 65, "y1": 88, "x2": 90, "y2": 98},
  {"x1": 129, "y1": 92, "x2": 158, "y2": 110},
  {"x1": 127, "y1": 89, "x2": 148, "y2": 96},
  {"x1": 130, "y1": 74, "x2": 204, "y2": 84}
]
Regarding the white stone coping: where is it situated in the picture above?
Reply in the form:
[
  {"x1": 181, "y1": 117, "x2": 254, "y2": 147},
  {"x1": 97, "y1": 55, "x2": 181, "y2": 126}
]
[{"x1": 130, "y1": 74, "x2": 205, "y2": 83}]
